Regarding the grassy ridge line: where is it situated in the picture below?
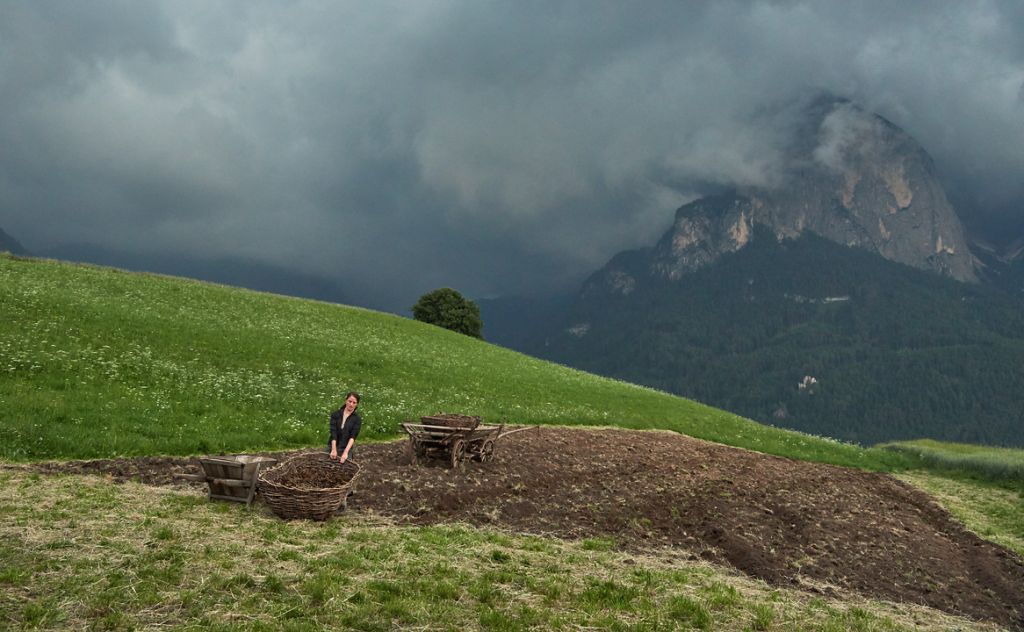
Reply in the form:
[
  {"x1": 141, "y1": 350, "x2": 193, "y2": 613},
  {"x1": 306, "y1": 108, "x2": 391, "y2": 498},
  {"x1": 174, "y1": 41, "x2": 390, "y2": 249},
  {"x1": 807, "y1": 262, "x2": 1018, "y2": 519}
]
[
  {"x1": 884, "y1": 441, "x2": 1024, "y2": 555},
  {"x1": 1, "y1": 255, "x2": 902, "y2": 468},
  {"x1": 882, "y1": 439, "x2": 1024, "y2": 484},
  {"x1": 897, "y1": 472, "x2": 1024, "y2": 557}
]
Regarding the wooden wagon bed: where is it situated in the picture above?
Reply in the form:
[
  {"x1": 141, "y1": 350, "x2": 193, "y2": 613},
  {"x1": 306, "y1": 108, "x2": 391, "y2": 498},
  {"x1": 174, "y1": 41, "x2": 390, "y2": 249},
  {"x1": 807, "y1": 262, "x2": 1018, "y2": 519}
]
[{"x1": 401, "y1": 417, "x2": 504, "y2": 469}]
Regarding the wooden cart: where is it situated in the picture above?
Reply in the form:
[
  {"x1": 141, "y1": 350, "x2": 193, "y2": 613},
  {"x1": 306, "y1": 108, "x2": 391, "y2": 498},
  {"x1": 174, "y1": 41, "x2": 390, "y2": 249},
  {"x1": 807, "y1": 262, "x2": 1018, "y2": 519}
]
[
  {"x1": 176, "y1": 455, "x2": 277, "y2": 506},
  {"x1": 401, "y1": 416, "x2": 504, "y2": 470}
]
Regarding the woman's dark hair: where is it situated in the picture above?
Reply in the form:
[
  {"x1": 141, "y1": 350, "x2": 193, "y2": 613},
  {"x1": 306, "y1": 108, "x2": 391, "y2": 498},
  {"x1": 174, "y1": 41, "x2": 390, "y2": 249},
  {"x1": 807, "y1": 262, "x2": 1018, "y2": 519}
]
[{"x1": 344, "y1": 391, "x2": 361, "y2": 404}]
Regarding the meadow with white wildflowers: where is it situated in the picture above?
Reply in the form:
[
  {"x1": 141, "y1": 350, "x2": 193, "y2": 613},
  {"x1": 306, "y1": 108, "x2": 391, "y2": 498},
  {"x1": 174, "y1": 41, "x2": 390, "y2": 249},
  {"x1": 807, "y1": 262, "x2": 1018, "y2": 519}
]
[{"x1": 2, "y1": 254, "x2": 902, "y2": 467}]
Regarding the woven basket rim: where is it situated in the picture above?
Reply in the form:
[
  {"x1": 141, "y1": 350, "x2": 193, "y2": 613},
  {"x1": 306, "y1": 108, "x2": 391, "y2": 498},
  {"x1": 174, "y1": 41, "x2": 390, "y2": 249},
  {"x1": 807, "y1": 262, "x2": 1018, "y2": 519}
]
[{"x1": 258, "y1": 452, "x2": 360, "y2": 493}]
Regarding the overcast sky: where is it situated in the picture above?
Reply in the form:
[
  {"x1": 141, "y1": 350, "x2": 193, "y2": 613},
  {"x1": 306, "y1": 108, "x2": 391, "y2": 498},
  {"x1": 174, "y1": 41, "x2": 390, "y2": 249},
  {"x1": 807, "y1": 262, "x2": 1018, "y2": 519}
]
[{"x1": 2, "y1": 1, "x2": 1022, "y2": 311}]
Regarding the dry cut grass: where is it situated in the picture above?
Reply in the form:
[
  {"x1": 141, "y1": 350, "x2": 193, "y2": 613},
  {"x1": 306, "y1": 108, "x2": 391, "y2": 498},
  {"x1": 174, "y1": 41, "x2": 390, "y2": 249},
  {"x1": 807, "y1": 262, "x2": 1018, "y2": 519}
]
[
  {"x1": 0, "y1": 469, "x2": 1004, "y2": 632},
  {"x1": 898, "y1": 471, "x2": 1024, "y2": 557}
]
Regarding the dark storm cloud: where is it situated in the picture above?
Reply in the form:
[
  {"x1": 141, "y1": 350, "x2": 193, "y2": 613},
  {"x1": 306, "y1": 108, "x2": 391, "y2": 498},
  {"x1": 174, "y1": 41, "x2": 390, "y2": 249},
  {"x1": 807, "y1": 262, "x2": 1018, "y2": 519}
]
[{"x1": 2, "y1": 1, "x2": 1023, "y2": 310}]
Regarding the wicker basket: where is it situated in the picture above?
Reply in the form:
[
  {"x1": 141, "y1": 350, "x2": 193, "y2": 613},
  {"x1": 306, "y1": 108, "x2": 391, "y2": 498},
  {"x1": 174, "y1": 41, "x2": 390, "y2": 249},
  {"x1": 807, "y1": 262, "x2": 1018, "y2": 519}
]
[
  {"x1": 257, "y1": 452, "x2": 361, "y2": 520},
  {"x1": 420, "y1": 413, "x2": 481, "y2": 430}
]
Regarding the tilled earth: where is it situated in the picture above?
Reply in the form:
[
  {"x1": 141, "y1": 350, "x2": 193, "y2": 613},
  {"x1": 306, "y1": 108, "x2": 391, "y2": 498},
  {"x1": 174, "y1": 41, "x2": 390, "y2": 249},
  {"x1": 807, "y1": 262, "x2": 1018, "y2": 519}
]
[{"x1": 10, "y1": 427, "x2": 1024, "y2": 629}]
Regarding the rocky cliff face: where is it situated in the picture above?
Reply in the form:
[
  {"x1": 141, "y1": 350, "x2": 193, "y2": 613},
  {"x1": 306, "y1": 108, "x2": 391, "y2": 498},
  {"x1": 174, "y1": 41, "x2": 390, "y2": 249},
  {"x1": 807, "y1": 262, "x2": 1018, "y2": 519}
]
[{"x1": 588, "y1": 101, "x2": 978, "y2": 296}]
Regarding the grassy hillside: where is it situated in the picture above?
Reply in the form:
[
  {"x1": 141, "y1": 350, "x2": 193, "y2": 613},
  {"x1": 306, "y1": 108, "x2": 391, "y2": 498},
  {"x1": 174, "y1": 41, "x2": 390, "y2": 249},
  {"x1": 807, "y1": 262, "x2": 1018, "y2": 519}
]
[
  {"x1": 882, "y1": 439, "x2": 1024, "y2": 483},
  {"x1": 1, "y1": 254, "x2": 907, "y2": 468},
  {"x1": 4, "y1": 255, "x2": 1023, "y2": 631},
  {"x1": 877, "y1": 440, "x2": 1024, "y2": 557}
]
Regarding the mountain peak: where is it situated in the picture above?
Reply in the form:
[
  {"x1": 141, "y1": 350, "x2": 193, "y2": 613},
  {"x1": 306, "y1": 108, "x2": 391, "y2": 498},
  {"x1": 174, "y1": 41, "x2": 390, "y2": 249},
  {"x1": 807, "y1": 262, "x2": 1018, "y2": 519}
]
[{"x1": 642, "y1": 101, "x2": 978, "y2": 284}]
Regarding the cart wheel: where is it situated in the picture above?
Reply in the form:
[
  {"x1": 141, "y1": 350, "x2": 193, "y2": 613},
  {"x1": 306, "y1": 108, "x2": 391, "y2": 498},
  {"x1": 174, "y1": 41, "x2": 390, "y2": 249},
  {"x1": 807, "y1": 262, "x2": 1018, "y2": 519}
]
[
  {"x1": 405, "y1": 438, "x2": 418, "y2": 465},
  {"x1": 449, "y1": 439, "x2": 466, "y2": 470},
  {"x1": 478, "y1": 439, "x2": 495, "y2": 462}
]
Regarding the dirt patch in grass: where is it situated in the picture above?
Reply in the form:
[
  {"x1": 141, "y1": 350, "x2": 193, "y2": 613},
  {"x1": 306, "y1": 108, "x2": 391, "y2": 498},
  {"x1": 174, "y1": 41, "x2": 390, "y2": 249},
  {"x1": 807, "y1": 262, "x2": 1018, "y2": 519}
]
[{"x1": 7, "y1": 427, "x2": 1024, "y2": 629}]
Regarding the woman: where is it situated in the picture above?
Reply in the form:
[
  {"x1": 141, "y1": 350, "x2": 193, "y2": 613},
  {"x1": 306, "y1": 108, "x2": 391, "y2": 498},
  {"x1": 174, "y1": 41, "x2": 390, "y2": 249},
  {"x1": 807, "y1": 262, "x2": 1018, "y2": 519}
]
[{"x1": 328, "y1": 391, "x2": 362, "y2": 464}]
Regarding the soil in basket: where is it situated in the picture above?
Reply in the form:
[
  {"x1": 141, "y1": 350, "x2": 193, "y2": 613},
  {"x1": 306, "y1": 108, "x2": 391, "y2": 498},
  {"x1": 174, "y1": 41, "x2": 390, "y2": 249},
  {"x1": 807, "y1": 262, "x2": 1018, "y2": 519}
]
[{"x1": 271, "y1": 462, "x2": 356, "y2": 488}]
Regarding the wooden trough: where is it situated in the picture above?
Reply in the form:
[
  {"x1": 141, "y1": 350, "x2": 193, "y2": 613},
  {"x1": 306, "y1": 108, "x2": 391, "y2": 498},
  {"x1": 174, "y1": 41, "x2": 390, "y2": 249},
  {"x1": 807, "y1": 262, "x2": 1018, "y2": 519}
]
[{"x1": 177, "y1": 455, "x2": 277, "y2": 506}]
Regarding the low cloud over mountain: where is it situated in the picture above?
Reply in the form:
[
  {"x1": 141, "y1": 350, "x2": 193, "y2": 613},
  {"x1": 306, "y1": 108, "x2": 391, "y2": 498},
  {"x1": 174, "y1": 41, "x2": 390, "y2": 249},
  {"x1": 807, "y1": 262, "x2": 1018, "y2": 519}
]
[{"x1": 2, "y1": 2, "x2": 1022, "y2": 310}]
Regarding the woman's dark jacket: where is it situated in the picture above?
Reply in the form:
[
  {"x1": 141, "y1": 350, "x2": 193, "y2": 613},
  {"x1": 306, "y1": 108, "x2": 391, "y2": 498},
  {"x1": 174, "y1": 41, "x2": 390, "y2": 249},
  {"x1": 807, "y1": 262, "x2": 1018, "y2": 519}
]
[{"x1": 329, "y1": 409, "x2": 361, "y2": 451}]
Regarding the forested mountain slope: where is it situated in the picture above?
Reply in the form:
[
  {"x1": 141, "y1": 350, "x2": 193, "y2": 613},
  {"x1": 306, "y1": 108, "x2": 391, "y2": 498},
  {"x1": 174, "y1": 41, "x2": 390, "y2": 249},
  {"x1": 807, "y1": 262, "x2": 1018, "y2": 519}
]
[{"x1": 542, "y1": 232, "x2": 1024, "y2": 446}]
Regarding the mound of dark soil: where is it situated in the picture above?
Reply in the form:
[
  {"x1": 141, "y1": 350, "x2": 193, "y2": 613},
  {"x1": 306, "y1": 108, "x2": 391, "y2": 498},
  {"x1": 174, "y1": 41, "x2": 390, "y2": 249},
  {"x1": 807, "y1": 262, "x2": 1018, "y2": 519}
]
[{"x1": 8, "y1": 427, "x2": 1024, "y2": 628}]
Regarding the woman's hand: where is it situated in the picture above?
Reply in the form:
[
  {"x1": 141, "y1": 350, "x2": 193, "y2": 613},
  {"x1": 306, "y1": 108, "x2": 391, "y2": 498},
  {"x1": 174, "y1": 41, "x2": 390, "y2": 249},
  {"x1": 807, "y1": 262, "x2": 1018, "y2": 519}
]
[
  {"x1": 329, "y1": 449, "x2": 338, "y2": 460},
  {"x1": 339, "y1": 452, "x2": 348, "y2": 463}
]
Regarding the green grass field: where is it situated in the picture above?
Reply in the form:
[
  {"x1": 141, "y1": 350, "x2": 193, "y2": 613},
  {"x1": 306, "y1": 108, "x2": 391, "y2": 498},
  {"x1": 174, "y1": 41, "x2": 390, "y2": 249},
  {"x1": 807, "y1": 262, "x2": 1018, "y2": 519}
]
[
  {"x1": 3, "y1": 254, "x2": 1022, "y2": 631},
  {"x1": 881, "y1": 439, "x2": 1024, "y2": 484},
  {"x1": 1, "y1": 254, "x2": 905, "y2": 470}
]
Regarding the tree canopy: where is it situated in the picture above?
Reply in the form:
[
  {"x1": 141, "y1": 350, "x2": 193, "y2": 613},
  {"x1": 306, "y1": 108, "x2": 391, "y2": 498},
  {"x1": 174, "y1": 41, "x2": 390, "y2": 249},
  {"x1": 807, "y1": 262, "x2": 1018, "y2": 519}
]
[{"x1": 412, "y1": 287, "x2": 483, "y2": 338}]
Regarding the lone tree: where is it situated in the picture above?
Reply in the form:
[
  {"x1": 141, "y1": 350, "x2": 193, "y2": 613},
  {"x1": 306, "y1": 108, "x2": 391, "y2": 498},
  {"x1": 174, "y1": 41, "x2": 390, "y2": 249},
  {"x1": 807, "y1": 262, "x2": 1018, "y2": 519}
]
[{"x1": 412, "y1": 287, "x2": 483, "y2": 338}]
